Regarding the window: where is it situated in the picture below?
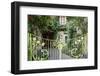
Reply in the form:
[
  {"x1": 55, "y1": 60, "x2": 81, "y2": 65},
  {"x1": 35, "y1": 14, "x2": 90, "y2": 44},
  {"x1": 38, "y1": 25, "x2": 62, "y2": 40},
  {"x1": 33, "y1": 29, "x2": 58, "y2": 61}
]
[{"x1": 59, "y1": 16, "x2": 66, "y2": 25}]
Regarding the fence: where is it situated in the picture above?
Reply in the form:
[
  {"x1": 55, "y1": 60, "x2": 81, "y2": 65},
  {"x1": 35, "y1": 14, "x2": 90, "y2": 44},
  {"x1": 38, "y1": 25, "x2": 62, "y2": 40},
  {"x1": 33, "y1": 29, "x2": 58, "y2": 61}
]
[
  {"x1": 28, "y1": 33, "x2": 60, "y2": 61},
  {"x1": 28, "y1": 33, "x2": 87, "y2": 61}
]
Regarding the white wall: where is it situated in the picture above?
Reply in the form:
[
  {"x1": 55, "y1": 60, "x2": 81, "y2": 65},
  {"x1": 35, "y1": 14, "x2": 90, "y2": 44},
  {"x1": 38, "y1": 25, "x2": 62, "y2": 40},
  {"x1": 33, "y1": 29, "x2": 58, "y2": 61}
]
[{"x1": 0, "y1": 0, "x2": 99, "y2": 76}]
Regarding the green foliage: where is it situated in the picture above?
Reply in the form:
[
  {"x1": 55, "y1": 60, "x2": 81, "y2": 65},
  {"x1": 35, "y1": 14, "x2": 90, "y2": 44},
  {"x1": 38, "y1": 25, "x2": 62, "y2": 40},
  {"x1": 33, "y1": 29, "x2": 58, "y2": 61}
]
[
  {"x1": 28, "y1": 33, "x2": 49, "y2": 61},
  {"x1": 28, "y1": 15, "x2": 59, "y2": 33},
  {"x1": 67, "y1": 17, "x2": 88, "y2": 35},
  {"x1": 62, "y1": 34, "x2": 87, "y2": 58},
  {"x1": 28, "y1": 15, "x2": 88, "y2": 60},
  {"x1": 63, "y1": 17, "x2": 88, "y2": 58}
]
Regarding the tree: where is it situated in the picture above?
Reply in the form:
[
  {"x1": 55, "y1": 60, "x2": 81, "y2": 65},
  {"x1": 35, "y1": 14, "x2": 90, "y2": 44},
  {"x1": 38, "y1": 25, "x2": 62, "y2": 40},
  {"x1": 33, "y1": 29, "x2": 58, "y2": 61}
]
[{"x1": 28, "y1": 15, "x2": 59, "y2": 33}]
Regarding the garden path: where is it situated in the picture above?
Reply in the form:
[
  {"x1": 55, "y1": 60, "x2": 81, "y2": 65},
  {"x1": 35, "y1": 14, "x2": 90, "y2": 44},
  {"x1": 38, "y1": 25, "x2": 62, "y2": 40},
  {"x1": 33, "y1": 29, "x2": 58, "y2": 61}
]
[{"x1": 48, "y1": 48, "x2": 72, "y2": 60}]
